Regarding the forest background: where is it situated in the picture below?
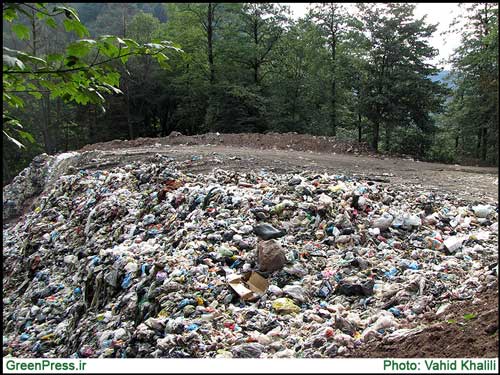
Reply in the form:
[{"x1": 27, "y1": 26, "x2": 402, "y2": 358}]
[{"x1": 3, "y1": 3, "x2": 498, "y2": 183}]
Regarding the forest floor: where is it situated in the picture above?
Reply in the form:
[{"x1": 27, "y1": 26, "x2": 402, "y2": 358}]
[{"x1": 75, "y1": 133, "x2": 500, "y2": 357}]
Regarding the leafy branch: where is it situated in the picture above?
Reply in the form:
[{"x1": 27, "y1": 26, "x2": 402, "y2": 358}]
[
  {"x1": 3, "y1": 3, "x2": 182, "y2": 149},
  {"x1": 4, "y1": 46, "x2": 178, "y2": 75}
]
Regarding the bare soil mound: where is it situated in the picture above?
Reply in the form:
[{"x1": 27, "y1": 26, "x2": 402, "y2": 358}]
[
  {"x1": 348, "y1": 283, "x2": 498, "y2": 358},
  {"x1": 78, "y1": 132, "x2": 372, "y2": 155}
]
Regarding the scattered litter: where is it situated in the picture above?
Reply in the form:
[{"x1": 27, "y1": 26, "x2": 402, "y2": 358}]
[{"x1": 2, "y1": 154, "x2": 497, "y2": 358}]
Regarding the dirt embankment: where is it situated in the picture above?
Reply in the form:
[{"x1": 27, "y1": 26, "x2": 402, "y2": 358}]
[
  {"x1": 75, "y1": 133, "x2": 498, "y2": 203},
  {"x1": 79, "y1": 132, "x2": 372, "y2": 155},
  {"x1": 348, "y1": 283, "x2": 498, "y2": 358}
]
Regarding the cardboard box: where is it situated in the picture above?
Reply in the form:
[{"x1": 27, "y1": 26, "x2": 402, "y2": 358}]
[{"x1": 227, "y1": 271, "x2": 269, "y2": 301}]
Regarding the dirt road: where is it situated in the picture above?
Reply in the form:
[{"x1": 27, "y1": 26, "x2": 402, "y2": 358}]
[{"x1": 76, "y1": 144, "x2": 498, "y2": 203}]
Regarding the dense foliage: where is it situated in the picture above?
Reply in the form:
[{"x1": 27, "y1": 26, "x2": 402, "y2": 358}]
[
  {"x1": 444, "y1": 3, "x2": 499, "y2": 165},
  {"x1": 3, "y1": 3, "x2": 498, "y2": 183}
]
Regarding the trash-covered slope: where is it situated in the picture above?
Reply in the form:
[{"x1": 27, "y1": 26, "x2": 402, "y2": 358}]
[
  {"x1": 3, "y1": 152, "x2": 81, "y2": 221},
  {"x1": 2, "y1": 154, "x2": 498, "y2": 358}
]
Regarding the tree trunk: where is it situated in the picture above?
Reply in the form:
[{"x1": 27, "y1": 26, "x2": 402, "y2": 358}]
[
  {"x1": 54, "y1": 98, "x2": 61, "y2": 152},
  {"x1": 122, "y1": 4, "x2": 128, "y2": 37},
  {"x1": 385, "y1": 124, "x2": 392, "y2": 152},
  {"x1": 207, "y1": 3, "x2": 215, "y2": 84},
  {"x1": 65, "y1": 119, "x2": 69, "y2": 152},
  {"x1": 253, "y1": 19, "x2": 259, "y2": 85},
  {"x1": 160, "y1": 113, "x2": 168, "y2": 137},
  {"x1": 372, "y1": 119, "x2": 380, "y2": 152},
  {"x1": 166, "y1": 113, "x2": 175, "y2": 136},
  {"x1": 87, "y1": 105, "x2": 94, "y2": 144},
  {"x1": 331, "y1": 80, "x2": 336, "y2": 137},
  {"x1": 125, "y1": 82, "x2": 134, "y2": 140},
  {"x1": 3, "y1": 147, "x2": 12, "y2": 184},
  {"x1": 31, "y1": 10, "x2": 37, "y2": 56},
  {"x1": 357, "y1": 112, "x2": 362, "y2": 143},
  {"x1": 253, "y1": 65, "x2": 259, "y2": 85},
  {"x1": 496, "y1": 96, "x2": 499, "y2": 165},
  {"x1": 41, "y1": 93, "x2": 52, "y2": 153},
  {"x1": 93, "y1": 106, "x2": 97, "y2": 142},
  {"x1": 291, "y1": 81, "x2": 300, "y2": 124},
  {"x1": 330, "y1": 37, "x2": 337, "y2": 136},
  {"x1": 481, "y1": 127, "x2": 488, "y2": 161},
  {"x1": 144, "y1": 113, "x2": 151, "y2": 136},
  {"x1": 476, "y1": 129, "x2": 482, "y2": 158}
]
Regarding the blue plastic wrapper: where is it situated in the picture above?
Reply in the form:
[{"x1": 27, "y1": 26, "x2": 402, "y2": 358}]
[
  {"x1": 388, "y1": 307, "x2": 402, "y2": 317},
  {"x1": 384, "y1": 267, "x2": 398, "y2": 279},
  {"x1": 20, "y1": 333, "x2": 31, "y2": 341},
  {"x1": 186, "y1": 323, "x2": 199, "y2": 331},
  {"x1": 121, "y1": 273, "x2": 132, "y2": 289}
]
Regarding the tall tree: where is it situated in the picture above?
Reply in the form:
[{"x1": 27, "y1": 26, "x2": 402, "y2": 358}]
[
  {"x1": 357, "y1": 3, "x2": 446, "y2": 153},
  {"x1": 187, "y1": 3, "x2": 220, "y2": 131},
  {"x1": 180, "y1": 3, "x2": 222, "y2": 84},
  {"x1": 447, "y1": 3, "x2": 498, "y2": 163},
  {"x1": 237, "y1": 3, "x2": 290, "y2": 86},
  {"x1": 309, "y1": 3, "x2": 351, "y2": 136}
]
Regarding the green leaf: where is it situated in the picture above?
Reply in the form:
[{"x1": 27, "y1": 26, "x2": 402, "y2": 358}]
[
  {"x1": 157, "y1": 52, "x2": 169, "y2": 61},
  {"x1": 46, "y1": 53, "x2": 64, "y2": 64},
  {"x1": 78, "y1": 39, "x2": 97, "y2": 45},
  {"x1": 3, "y1": 115, "x2": 23, "y2": 128},
  {"x1": 144, "y1": 43, "x2": 164, "y2": 50},
  {"x1": 103, "y1": 72, "x2": 121, "y2": 86},
  {"x1": 29, "y1": 91, "x2": 43, "y2": 100},
  {"x1": 463, "y1": 313, "x2": 476, "y2": 320},
  {"x1": 45, "y1": 18, "x2": 58, "y2": 29},
  {"x1": 446, "y1": 319, "x2": 457, "y2": 324},
  {"x1": 65, "y1": 55, "x2": 79, "y2": 67},
  {"x1": 161, "y1": 41, "x2": 183, "y2": 53},
  {"x1": 3, "y1": 8, "x2": 18, "y2": 22},
  {"x1": 16, "y1": 52, "x2": 46, "y2": 65},
  {"x1": 67, "y1": 40, "x2": 95, "y2": 58},
  {"x1": 100, "y1": 83, "x2": 123, "y2": 95},
  {"x1": 120, "y1": 55, "x2": 130, "y2": 64},
  {"x1": 3, "y1": 55, "x2": 25, "y2": 70},
  {"x1": 8, "y1": 94, "x2": 25, "y2": 108},
  {"x1": 99, "y1": 40, "x2": 120, "y2": 58},
  {"x1": 12, "y1": 24, "x2": 30, "y2": 40},
  {"x1": 39, "y1": 81, "x2": 58, "y2": 93},
  {"x1": 63, "y1": 19, "x2": 89, "y2": 38},
  {"x1": 53, "y1": 6, "x2": 81, "y2": 22},
  {"x1": 18, "y1": 130, "x2": 36, "y2": 143},
  {"x1": 3, "y1": 46, "x2": 18, "y2": 54},
  {"x1": 122, "y1": 38, "x2": 140, "y2": 48},
  {"x1": 3, "y1": 130, "x2": 25, "y2": 148}
]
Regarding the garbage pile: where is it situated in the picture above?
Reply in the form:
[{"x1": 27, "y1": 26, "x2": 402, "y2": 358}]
[
  {"x1": 2, "y1": 154, "x2": 498, "y2": 358},
  {"x1": 3, "y1": 152, "x2": 80, "y2": 221}
]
